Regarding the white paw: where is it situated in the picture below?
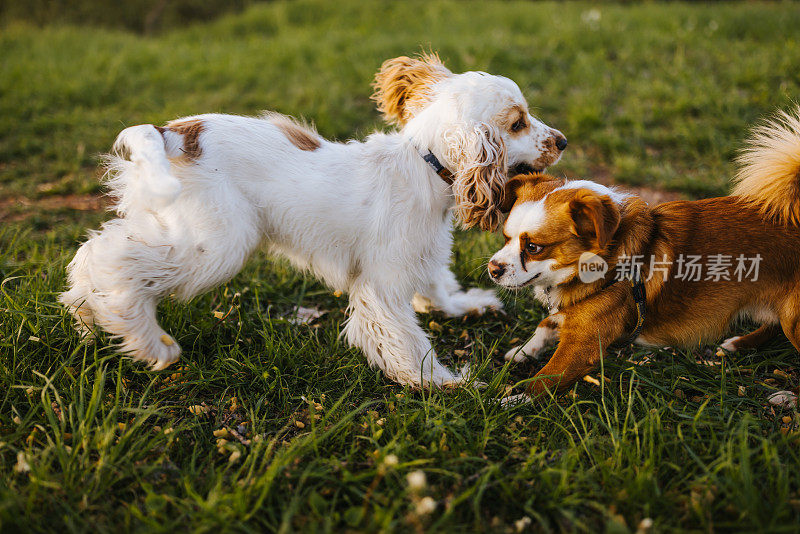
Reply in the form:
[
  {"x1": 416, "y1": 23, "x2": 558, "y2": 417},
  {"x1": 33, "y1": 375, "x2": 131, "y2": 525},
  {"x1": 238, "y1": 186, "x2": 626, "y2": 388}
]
[
  {"x1": 719, "y1": 336, "x2": 741, "y2": 353},
  {"x1": 504, "y1": 345, "x2": 529, "y2": 362},
  {"x1": 406, "y1": 363, "x2": 483, "y2": 389},
  {"x1": 127, "y1": 334, "x2": 181, "y2": 371},
  {"x1": 440, "y1": 288, "x2": 503, "y2": 317},
  {"x1": 463, "y1": 288, "x2": 503, "y2": 315},
  {"x1": 500, "y1": 393, "x2": 531, "y2": 408}
]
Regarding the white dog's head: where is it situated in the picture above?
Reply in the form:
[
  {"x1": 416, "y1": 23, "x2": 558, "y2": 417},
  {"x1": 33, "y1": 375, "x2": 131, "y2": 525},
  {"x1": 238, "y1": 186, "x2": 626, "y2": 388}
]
[{"x1": 372, "y1": 53, "x2": 566, "y2": 231}]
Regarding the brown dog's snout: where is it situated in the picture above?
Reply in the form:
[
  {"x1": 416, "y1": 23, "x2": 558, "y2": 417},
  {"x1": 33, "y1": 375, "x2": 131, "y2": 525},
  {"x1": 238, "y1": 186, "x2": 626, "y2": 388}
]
[{"x1": 488, "y1": 260, "x2": 506, "y2": 279}]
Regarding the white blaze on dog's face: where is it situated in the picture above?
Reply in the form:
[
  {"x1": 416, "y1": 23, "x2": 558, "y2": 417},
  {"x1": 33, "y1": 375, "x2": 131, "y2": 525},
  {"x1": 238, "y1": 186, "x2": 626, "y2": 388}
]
[
  {"x1": 372, "y1": 54, "x2": 566, "y2": 231},
  {"x1": 488, "y1": 174, "x2": 624, "y2": 289}
]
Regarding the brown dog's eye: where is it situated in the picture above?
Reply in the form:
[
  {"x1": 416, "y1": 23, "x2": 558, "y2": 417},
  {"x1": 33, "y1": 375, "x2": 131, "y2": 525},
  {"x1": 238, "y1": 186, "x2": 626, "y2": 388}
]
[
  {"x1": 526, "y1": 242, "x2": 543, "y2": 255},
  {"x1": 511, "y1": 119, "x2": 526, "y2": 132}
]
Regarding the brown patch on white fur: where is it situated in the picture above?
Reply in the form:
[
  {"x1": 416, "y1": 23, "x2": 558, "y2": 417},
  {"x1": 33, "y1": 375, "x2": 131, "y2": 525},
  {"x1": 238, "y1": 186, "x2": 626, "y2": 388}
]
[
  {"x1": 270, "y1": 115, "x2": 321, "y2": 151},
  {"x1": 371, "y1": 53, "x2": 451, "y2": 126},
  {"x1": 165, "y1": 118, "x2": 204, "y2": 160},
  {"x1": 497, "y1": 104, "x2": 530, "y2": 137}
]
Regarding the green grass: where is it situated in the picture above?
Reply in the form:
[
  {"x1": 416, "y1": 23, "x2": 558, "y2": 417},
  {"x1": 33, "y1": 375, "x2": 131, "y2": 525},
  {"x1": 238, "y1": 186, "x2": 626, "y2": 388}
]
[{"x1": 3, "y1": 1, "x2": 800, "y2": 531}]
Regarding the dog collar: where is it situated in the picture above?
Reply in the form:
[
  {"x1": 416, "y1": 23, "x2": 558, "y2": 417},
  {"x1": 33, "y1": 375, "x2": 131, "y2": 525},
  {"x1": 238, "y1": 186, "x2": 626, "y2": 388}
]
[
  {"x1": 602, "y1": 274, "x2": 646, "y2": 345},
  {"x1": 421, "y1": 150, "x2": 454, "y2": 185}
]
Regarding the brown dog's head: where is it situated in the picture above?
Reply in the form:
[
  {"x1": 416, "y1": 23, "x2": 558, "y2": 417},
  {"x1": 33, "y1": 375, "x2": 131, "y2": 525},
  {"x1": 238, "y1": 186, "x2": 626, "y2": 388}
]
[
  {"x1": 372, "y1": 53, "x2": 567, "y2": 231},
  {"x1": 487, "y1": 174, "x2": 626, "y2": 289}
]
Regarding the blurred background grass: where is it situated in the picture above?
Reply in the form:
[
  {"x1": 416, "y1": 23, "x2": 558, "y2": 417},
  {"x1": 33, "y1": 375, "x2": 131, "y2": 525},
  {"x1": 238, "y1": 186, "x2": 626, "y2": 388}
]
[
  {"x1": 0, "y1": 0, "x2": 258, "y2": 34},
  {"x1": 3, "y1": 2, "x2": 800, "y2": 532},
  {"x1": 2, "y1": 0, "x2": 800, "y2": 235}
]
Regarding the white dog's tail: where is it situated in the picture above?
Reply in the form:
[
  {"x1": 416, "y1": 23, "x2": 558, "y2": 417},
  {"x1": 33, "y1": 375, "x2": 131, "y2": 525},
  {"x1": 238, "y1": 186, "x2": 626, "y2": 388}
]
[
  {"x1": 104, "y1": 124, "x2": 182, "y2": 215},
  {"x1": 733, "y1": 106, "x2": 800, "y2": 226}
]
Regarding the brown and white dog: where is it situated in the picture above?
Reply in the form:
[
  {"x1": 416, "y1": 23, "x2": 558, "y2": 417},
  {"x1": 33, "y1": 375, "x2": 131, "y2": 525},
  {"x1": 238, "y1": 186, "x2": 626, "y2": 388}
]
[
  {"x1": 60, "y1": 53, "x2": 566, "y2": 387},
  {"x1": 488, "y1": 107, "x2": 800, "y2": 399}
]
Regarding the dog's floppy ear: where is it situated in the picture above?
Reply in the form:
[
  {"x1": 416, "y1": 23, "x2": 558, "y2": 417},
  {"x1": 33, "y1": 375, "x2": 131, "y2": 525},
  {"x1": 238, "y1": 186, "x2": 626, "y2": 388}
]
[
  {"x1": 568, "y1": 189, "x2": 621, "y2": 250},
  {"x1": 500, "y1": 174, "x2": 554, "y2": 213},
  {"x1": 444, "y1": 122, "x2": 508, "y2": 231},
  {"x1": 499, "y1": 176, "x2": 526, "y2": 213},
  {"x1": 371, "y1": 53, "x2": 451, "y2": 126}
]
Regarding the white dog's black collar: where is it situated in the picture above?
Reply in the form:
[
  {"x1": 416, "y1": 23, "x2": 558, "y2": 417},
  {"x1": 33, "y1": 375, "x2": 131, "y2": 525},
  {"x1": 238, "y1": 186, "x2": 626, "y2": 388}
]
[{"x1": 421, "y1": 151, "x2": 454, "y2": 185}]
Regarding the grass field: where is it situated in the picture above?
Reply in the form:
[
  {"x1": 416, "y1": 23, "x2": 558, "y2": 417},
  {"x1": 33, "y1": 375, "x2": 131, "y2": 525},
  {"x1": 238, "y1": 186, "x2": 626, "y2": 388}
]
[{"x1": 3, "y1": 1, "x2": 800, "y2": 531}]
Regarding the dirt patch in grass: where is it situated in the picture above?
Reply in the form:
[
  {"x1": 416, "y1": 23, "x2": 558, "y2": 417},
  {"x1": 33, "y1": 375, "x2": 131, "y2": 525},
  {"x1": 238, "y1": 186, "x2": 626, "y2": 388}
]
[{"x1": 0, "y1": 194, "x2": 110, "y2": 223}]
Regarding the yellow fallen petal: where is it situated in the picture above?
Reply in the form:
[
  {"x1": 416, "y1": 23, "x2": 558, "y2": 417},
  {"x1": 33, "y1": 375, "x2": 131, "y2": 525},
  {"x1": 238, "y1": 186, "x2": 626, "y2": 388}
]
[
  {"x1": 160, "y1": 335, "x2": 174, "y2": 346},
  {"x1": 213, "y1": 428, "x2": 231, "y2": 438},
  {"x1": 583, "y1": 375, "x2": 601, "y2": 387}
]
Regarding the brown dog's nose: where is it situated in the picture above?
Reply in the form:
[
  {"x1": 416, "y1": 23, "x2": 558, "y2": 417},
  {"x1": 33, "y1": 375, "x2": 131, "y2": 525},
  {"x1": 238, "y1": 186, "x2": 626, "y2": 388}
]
[
  {"x1": 488, "y1": 260, "x2": 506, "y2": 279},
  {"x1": 555, "y1": 135, "x2": 568, "y2": 151}
]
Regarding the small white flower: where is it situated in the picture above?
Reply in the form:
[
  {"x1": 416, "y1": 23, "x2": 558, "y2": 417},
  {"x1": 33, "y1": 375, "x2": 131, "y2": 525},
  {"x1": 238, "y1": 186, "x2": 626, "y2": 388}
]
[
  {"x1": 406, "y1": 470, "x2": 427, "y2": 491},
  {"x1": 581, "y1": 9, "x2": 601, "y2": 24},
  {"x1": 383, "y1": 454, "x2": 399, "y2": 467},
  {"x1": 14, "y1": 451, "x2": 30, "y2": 473},
  {"x1": 415, "y1": 496, "x2": 436, "y2": 515},
  {"x1": 515, "y1": 516, "x2": 532, "y2": 532},
  {"x1": 636, "y1": 518, "x2": 654, "y2": 534}
]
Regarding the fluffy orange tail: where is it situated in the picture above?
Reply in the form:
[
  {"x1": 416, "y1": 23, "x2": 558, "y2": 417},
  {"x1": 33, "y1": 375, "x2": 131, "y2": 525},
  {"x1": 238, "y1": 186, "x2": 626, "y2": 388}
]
[{"x1": 733, "y1": 106, "x2": 800, "y2": 226}]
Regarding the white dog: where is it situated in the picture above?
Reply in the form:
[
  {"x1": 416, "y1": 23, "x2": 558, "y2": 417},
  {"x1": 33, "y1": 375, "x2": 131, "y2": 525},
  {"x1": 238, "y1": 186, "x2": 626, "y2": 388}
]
[{"x1": 60, "y1": 53, "x2": 566, "y2": 387}]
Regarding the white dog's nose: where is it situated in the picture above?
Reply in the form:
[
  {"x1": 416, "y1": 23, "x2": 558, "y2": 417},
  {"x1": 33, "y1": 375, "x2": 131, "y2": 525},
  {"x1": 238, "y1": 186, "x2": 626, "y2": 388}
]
[{"x1": 551, "y1": 129, "x2": 568, "y2": 151}]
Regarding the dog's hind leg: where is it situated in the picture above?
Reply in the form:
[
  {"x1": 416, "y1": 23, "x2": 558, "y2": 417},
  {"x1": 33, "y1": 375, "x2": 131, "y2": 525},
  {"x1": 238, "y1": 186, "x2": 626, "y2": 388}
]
[
  {"x1": 345, "y1": 283, "x2": 464, "y2": 387},
  {"x1": 60, "y1": 239, "x2": 98, "y2": 339},
  {"x1": 96, "y1": 289, "x2": 181, "y2": 370},
  {"x1": 779, "y1": 310, "x2": 800, "y2": 353},
  {"x1": 62, "y1": 219, "x2": 187, "y2": 369},
  {"x1": 720, "y1": 324, "x2": 781, "y2": 353}
]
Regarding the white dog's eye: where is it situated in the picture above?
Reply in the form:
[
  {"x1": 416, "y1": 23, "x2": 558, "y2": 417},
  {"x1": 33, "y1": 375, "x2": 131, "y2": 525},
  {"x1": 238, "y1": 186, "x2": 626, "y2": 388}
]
[
  {"x1": 511, "y1": 119, "x2": 526, "y2": 132},
  {"x1": 525, "y1": 242, "x2": 543, "y2": 254}
]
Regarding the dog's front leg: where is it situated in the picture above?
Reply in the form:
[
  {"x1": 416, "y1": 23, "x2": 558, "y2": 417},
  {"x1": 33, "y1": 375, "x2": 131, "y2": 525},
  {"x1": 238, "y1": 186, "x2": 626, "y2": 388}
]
[
  {"x1": 344, "y1": 283, "x2": 466, "y2": 387},
  {"x1": 505, "y1": 313, "x2": 563, "y2": 362},
  {"x1": 524, "y1": 312, "x2": 628, "y2": 397},
  {"x1": 525, "y1": 340, "x2": 601, "y2": 397},
  {"x1": 413, "y1": 263, "x2": 502, "y2": 317}
]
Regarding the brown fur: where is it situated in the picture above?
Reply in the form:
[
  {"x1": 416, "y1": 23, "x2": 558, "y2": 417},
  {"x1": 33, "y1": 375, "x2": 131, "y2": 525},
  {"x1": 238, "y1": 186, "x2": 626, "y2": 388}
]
[
  {"x1": 499, "y1": 172, "x2": 800, "y2": 398},
  {"x1": 164, "y1": 118, "x2": 204, "y2": 160},
  {"x1": 371, "y1": 53, "x2": 451, "y2": 126},
  {"x1": 270, "y1": 115, "x2": 321, "y2": 151},
  {"x1": 497, "y1": 104, "x2": 530, "y2": 137}
]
